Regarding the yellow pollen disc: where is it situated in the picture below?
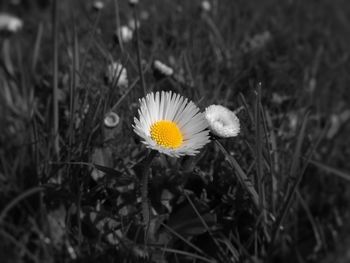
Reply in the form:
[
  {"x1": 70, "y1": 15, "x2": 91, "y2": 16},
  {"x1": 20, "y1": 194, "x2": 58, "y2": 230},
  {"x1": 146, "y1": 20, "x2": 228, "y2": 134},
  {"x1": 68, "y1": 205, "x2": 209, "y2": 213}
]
[{"x1": 150, "y1": 120, "x2": 183, "y2": 149}]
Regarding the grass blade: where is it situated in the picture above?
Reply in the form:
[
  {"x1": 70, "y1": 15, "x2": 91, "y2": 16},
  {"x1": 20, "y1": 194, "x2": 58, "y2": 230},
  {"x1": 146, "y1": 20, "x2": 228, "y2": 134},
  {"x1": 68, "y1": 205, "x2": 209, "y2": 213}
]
[
  {"x1": 308, "y1": 160, "x2": 350, "y2": 182},
  {"x1": 215, "y1": 140, "x2": 260, "y2": 210},
  {"x1": 269, "y1": 112, "x2": 310, "y2": 247},
  {"x1": 52, "y1": 0, "x2": 60, "y2": 158}
]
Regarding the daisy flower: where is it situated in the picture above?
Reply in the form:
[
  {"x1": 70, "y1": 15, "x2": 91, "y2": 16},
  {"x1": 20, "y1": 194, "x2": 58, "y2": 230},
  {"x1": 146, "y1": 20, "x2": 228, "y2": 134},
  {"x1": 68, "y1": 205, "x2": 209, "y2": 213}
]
[
  {"x1": 205, "y1": 105, "x2": 240, "y2": 138},
  {"x1": 133, "y1": 91, "x2": 210, "y2": 157}
]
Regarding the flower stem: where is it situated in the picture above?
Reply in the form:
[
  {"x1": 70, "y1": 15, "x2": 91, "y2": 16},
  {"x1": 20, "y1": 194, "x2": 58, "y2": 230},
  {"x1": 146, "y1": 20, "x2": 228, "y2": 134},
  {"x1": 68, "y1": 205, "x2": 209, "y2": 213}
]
[{"x1": 137, "y1": 151, "x2": 157, "y2": 244}]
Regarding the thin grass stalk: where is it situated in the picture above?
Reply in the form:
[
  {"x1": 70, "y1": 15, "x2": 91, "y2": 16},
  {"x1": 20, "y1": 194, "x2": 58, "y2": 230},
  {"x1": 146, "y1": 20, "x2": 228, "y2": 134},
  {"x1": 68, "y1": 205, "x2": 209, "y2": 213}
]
[
  {"x1": 184, "y1": 191, "x2": 232, "y2": 263},
  {"x1": 260, "y1": 107, "x2": 275, "y2": 208},
  {"x1": 308, "y1": 159, "x2": 350, "y2": 182},
  {"x1": 31, "y1": 22, "x2": 43, "y2": 74},
  {"x1": 296, "y1": 190, "x2": 323, "y2": 251},
  {"x1": 80, "y1": 10, "x2": 100, "y2": 76},
  {"x1": 269, "y1": 112, "x2": 310, "y2": 247},
  {"x1": 255, "y1": 84, "x2": 265, "y2": 209},
  {"x1": 113, "y1": 0, "x2": 123, "y2": 52},
  {"x1": 255, "y1": 83, "x2": 269, "y2": 242},
  {"x1": 215, "y1": 140, "x2": 260, "y2": 210},
  {"x1": 265, "y1": 109, "x2": 278, "y2": 213},
  {"x1": 0, "y1": 229, "x2": 39, "y2": 263},
  {"x1": 134, "y1": 151, "x2": 157, "y2": 244},
  {"x1": 160, "y1": 223, "x2": 209, "y2": 257},
  {"x1": 148, "y1": 245, "x2": 217, "y2": 263},
  {"x1": 0, "y1": 186, "x2": 45, "y2": 224},
  {"x1": 132, "y1": 3, "x2": 147, "y2": 95},
  {"x1": 52, "y1": 0, "x2": 60, "y2": 158}
]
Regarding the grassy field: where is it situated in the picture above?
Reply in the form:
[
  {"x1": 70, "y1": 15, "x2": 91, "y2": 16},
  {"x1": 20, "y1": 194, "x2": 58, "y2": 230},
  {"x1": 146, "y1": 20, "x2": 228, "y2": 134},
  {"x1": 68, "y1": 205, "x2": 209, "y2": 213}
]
[{"x1": 1, "y1": 0, "x2": 350, "y2": 262}]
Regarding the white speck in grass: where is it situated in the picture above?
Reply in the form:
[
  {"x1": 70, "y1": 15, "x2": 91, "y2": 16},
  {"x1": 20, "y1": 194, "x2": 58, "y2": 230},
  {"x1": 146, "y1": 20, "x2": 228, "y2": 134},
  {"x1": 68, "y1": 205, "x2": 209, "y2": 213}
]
[
  {"x1": 116, "y1": 26, "x2": 133, "y2": 43},
  {"x1": 201, "y1": 0, "x2": 211, "y2": 12},
  {"x1": 241, "y1": 31, "x2": 272, "y2": 53},
  {"x1": 153, "y1": 60, "x2": 174, "y2": 77},
  {"x1": 0, "y1": 13, "x2": 23, "y2": 33},
  {"x1": 140, "y1": 10, "x2": 150, "y2": 20},
  {"x1": 129, "y1": 0, "x2": 139, "y2": 6},
  {"x1": 92, "y1": 1, "x2": 104, "y2": 11},
  {"x1": 205, "y1": 105, "x2": 240, "y2": 138},
  {"x1": 106, "y1": 62, "x2": 128, "y2": 89},
  {"x1": 104, "y1": 112, "x2": 120, "y2": 128}
]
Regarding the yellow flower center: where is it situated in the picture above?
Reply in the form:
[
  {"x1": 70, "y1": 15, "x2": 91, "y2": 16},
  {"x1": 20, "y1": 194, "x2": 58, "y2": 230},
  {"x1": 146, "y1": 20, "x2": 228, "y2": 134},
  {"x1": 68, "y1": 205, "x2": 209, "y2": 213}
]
[{"x1": 150, "y1": 120, "x2": 183, "y2": 149}]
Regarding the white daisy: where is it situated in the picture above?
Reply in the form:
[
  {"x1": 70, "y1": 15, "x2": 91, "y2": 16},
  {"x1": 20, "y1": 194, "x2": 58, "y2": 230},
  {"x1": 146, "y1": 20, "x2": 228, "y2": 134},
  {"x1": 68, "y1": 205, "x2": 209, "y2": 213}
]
[
  {"x1": 0, "y1": 13, "x2": 22, "y2": 33},
  {"x1": 133, "y1": 91, "x2": 210, "y2": 157},
  {"x1": 205, "y1": 105, "x2": 240, "y2": 138},
  {"x1": 106, "y1": 62, "x2": 128, "y2": 89}
]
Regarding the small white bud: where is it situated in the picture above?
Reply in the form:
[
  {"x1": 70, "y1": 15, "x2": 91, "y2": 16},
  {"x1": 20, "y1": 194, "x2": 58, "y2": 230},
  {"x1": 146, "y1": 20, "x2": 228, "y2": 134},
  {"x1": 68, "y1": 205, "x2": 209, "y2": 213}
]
[
  {"x1": 129, "y1": 0, "x2": 139, "y2": 6},
  {"x1": 201, "y1": 1, "x2": 211, "y2": 12},
  {"x1": 205, "y1": 105, "x2": 240, "y2": 138},
  {"x1": 0, "y1": 13, "x2": 23, "y2": 33},
  {"x1": 92, "y1": 1, "x2": 104, "y2": 11},
  {"x1": 116, "y1": 26, "x2": 133, "y2": 43}
]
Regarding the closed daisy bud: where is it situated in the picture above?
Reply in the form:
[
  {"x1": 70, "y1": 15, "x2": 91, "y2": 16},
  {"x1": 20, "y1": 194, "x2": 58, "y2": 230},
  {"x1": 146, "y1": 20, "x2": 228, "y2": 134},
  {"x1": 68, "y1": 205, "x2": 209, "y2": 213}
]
[
  {"x1": 205, "y1": 105, "x2": 240, "y2": 138},
  {"x1": 92, "y1": 1, "x2": 104, "y2": 11},
  {"x1": 0, "y1": 13, "x2": 23, "y2": 33},
  {"x1": 133, "y1": 91, "x2": 210, "y2": 157},
  {"x1": 129, "y1": 0, "x2": 139, "y2": 6},
  {"x1": 116, "y1": 26, "x2": 133, "y2": 43},
  {"x1": 201, "y1": 0, "x2": 211, "y2": 12},
  {"x1": 106, "y1": 62, "x2": 128, "y2": 88},
  {"x1": 153, "y1": 60, "x2": 174, "y2": 77}
]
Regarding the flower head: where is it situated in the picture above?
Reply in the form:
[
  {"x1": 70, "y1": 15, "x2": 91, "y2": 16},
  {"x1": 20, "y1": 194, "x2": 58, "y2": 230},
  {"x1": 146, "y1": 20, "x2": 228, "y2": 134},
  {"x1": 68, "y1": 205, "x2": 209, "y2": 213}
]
[
  {"x1": 205, "y1": 105, "x2": 240, "y2": 138},
  {"x1": 0, "y1": 13, "x2": 22, "y2": 33},
  {"x1": 116, "y1": 26, "x2": 133, "y2": 43},
  {"x1": 133, "y1": 91, "x2": 210, "y2": 157},
  {"x1": 106, "y1": 62, "x2": 128, "y2": 89}
]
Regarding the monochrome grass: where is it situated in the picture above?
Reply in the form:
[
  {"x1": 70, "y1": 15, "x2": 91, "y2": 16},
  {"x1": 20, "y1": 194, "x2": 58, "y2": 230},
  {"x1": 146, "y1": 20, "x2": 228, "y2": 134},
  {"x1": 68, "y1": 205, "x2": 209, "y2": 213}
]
[{"x1": 0, "y1": 0, "x2": 350, "y2": 262}]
